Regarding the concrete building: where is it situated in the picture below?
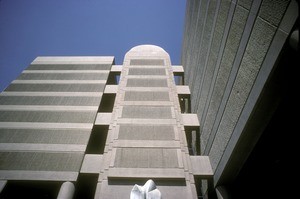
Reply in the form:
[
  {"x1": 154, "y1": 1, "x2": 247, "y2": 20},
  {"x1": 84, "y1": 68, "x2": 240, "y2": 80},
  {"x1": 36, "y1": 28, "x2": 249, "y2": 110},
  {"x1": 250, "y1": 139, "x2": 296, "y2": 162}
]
[
  {"x1": 0, "y1": 56, "x2": 115, "y2": 198},
  {"x1": 1, "y1": 1, "x2": 299, "y2": 198},
  {"x1": 181, "y1": 0, "x2": 298, "y2": 198},
  {"x1": 0, "y1": 45, "x2": 213, "y2": 198}
]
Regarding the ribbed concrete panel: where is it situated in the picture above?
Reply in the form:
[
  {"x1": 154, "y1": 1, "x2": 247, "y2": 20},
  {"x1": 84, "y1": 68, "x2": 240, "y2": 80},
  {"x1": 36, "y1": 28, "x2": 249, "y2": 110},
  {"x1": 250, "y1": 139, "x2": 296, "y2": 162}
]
[
  {"x1": 201, "y1": 5, "x2": 249, "y2": 153},
  {"x1": 17, "y1": 73, "x2": 108, "y2": 80},
  {"x1": 0, "y1": 122, "x2": 93, "y2": 129},
  {"x1": 32, "y1": 56, "x2": 114, "y2": 64},
  {"x1": 192, "y1": 0, "x2": 219, "y2": 112},
  {"x1": 130, "y1": 59, "x2": 165, "y2": 66},
  {"x1": 114, "y1": 148, "x2": 178, "y2": 168},
  {"x1": 0, "y1": 111, "x2": 97, "y2": 123},
  {"x1": 128, "y1": 68, "x2": 166, "y2": 75},
  {"x1": 258, "y1": 0, "x2": 290, "y2": 26},
  {"x1": 124, "y1": 91, "x2": 170, "y2": 101},
  {"x1": 0, "y1": 96, "x2": 101, "y2": 106},
  {"x1": 184, "y1": 0, "x2": 202, "y2": 84},
  {"x1": 27, "y1": 64, "x2": 111, "y2": 70},
  {"x1": 209, "y1": 17, "x2": 277, "y2": 170},
  {"x1": 121, "y1": 106, "x2": 172, "y2": 119},
  {"x1": 0, "y1": 129, "x2": 90, "y2": 144},
  {"x1": 198, "y1": 0, "x2": 232, "y2": 128},
  {"x1": 0, "y1": 92, "x2": 102, "y2": 97},
  {"x1": 5, "y1": 83, "x2": 105, "y2": 92},
  {"x1": 181, "y1": 0, "x2": 197, "y2": 67},
  {"x1": 181, "y1": 0, "x2": 295, "y2": 190},
  {"x1": 118, "y1": 125, "x2": 175, "y2": 140},
  {"x1": 187, "y1": 0, "x2": 208, "y2": 92},
  {"x1": 0, "y1": 56, "x2": 113, "y2": 185},
  {"x1": 126, "y1": 79, "x2": 168, "y2": 87},
  {"x1": 0, "y1": 152, "x2": 83, "y2": 171},
  {"x1": 0, "y1": 171, "x2": 78, "y2": 181},
  {"x1": 238, "y1": 0, "x2": 253, "y2": 10}
]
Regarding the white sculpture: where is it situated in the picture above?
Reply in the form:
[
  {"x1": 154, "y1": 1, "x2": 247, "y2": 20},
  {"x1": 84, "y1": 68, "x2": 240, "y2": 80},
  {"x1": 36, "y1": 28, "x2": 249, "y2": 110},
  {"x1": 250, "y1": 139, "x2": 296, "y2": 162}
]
[{"x1": 130, "y1": 179, "x2": 162, "y2": 199}]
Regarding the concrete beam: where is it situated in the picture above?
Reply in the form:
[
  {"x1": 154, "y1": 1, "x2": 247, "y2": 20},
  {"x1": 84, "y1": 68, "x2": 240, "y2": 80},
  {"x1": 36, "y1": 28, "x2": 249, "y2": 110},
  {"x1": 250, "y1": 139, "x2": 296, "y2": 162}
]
[
  {"x1": 190, "y1": 156, "x2": 213, "y2": 178},
  {"x1": 176, "y1": 85, "x2": 191, "y2": 97},
  {"x1": 172, "y1": 65, "x2": 184, "y2": 74},
  {"x1": 108, "y1": 168, "x2": 185, "y2": 180},
  {"x1": 104, "y1": 85, "x2": 118, "y2": 94},
  {"x1": 110, "y1": 65, "x2": 122, "y2": 73},
  {"x1": 80, "y1": 154, "x2": 103, "y2": 174},
  {"x1": 95, "y1": 113, "x2": 112, "y2": 126},
  {"x1": 182, "y1": 114, "x2": 200, "y2": 128}
]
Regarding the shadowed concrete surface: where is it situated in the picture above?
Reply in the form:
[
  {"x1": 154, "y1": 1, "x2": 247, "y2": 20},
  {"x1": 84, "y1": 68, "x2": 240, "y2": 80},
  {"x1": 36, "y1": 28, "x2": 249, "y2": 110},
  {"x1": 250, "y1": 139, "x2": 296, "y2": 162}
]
[{"x1": 181, "y1": 0, "x2": 298, "y2": 198}]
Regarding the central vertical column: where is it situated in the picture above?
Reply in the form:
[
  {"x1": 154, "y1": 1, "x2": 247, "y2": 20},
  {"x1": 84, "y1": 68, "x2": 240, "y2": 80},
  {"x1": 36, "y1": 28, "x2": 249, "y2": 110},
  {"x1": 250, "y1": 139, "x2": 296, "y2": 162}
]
[{"x1": 95, "y1": 45, "x2": 198, "y2": 199}]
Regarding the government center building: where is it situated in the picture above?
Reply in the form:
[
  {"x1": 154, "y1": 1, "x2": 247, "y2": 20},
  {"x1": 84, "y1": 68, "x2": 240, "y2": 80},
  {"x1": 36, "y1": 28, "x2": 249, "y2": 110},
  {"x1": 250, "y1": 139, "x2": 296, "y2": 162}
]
[{"x1": 0, "y1": 0, "x2": 298, "y2": 198}]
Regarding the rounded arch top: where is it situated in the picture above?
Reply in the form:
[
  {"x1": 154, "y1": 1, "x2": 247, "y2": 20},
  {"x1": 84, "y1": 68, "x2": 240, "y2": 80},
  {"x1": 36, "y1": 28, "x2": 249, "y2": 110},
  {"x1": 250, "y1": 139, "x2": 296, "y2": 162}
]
[
  {"x1": 124, "y1": 44, "x2": 170, "y2": 60},
  {"x1": 128, "y1": 45, "x2": 167, "y2": 54}
]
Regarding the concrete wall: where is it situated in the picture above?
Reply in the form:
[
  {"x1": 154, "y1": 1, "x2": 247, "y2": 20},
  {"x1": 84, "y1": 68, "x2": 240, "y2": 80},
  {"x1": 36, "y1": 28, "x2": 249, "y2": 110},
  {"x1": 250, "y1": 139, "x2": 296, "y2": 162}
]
[
  {"x1": 181, "y1": 0, "x2": 298, "y2": 188},
  {"x1": 0, "y1": 56, "x2": 114, "y2": 197}
]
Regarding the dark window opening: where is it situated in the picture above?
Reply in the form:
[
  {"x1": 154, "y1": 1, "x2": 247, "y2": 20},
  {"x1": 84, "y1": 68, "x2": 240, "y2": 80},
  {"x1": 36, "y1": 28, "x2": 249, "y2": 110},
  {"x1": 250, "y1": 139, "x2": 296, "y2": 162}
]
[
  {"x1": 107, "y1": 72, "x2": 120, "y2": 85},
  {"x1": 194, "y1": 177, "x2": 204, "y2": 199},
  {"x1": 0, "y1": 181, "x2": 61, "y2": 199},
  {"x1": 85, "y1": 126, "x2": 108, "y2": 154},
  {"x1": 174, "y1": 75, "x2": 184, "y2": 85},
  {"x1": 185, "y1": 128, "x2": 200, "y2": 156},
  {"x1": 178, "y1": 97, "x2": 191, "y2": 113},
  {"x1": 98, "y1": 94, "x2": 115, "y2": 112},
  {"x1": 74, "y1": 174, "x2": 98, "y2": 199}
]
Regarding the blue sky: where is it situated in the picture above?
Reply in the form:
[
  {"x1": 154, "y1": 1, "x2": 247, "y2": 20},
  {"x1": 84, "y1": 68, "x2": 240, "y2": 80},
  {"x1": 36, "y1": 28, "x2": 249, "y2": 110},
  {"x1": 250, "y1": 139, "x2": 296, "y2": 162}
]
[{"x1": 0, "y1": 0, "x2": 186, "y2": 91}]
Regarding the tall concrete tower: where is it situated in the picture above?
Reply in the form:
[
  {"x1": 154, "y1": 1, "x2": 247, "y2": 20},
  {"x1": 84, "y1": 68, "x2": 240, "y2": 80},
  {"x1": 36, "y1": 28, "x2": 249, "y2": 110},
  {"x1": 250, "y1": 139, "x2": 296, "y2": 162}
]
[{"x1": 181, "y1": 0, "x2": 298, "y2": 198}]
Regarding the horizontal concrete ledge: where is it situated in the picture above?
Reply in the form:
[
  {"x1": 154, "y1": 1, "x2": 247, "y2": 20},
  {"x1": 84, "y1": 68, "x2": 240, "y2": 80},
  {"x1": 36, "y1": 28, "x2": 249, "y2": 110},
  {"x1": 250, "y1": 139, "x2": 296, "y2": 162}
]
[
  {"x1": 190, "y1": 156, "x2": 213, "y2": 178},
  {"x1": 117, "y1": 118, "x2": 177, "y2": 125},
  {"x1": 0, "y1": 92, "x2": 103, "y2": 97},
  {"x1": 181, "y1": 114, "x2": 200, "y2": 127},
  {"x1": 108, "y1": 168, "x2": 185, "y2": 180},
  {"x1": 121, "y1": 101, "x2": 173, "y2": 106},
  {"x1": 12, "y1": 80, "x2": 107, "y2": 84},
  {"x1": 0, "y1": 122, "x2": 93, "y2": 129},
  {"x1": 172, "y1": 65, "x2": 184, "y2": 74},
  {"x1": 0, "y1": 170, "x2": 78, "y2": 181},
  {"x1": 80, "y1": 154, "x2": 103, "y2": 174},
  {"x1": 96, "y1": 180, "x2": 193, "y2": 199},
  {"x1": 111, "y1": 65, "x2": 123, "y2": 72},
  {"x1": 0, "y1": 143, "x2": 86, "y2": 152},
  {"x1": 0, "y1": 105, "x2": 98, "y2": 111},
  {"x1": 95, "y1": 113, "x2": 113, "y2": 125},
  {"x1": 126, "y1": 75, "x2": 168, "y2": 79},
  {"x1": 32, "y1": 56, "x2": 114, "y2": 64},
  {"x1": 104, "y1": 85, "x2": 118, "y2": 94},
  {"x1": 122, "y1": 87, "x2": 170, "y2": 92},
  {"x1": 23, "y1": 70, "x2": 109, "y2": 74},
  {"x1": 112, "y1": 140, "x2": 181, "y2": 148},
  {"x1": 127, "y1": 66, "x2": 166, "y2": 69},
  {"x1": 176, "y1": 86, "x2": 191, "y2": 96}
]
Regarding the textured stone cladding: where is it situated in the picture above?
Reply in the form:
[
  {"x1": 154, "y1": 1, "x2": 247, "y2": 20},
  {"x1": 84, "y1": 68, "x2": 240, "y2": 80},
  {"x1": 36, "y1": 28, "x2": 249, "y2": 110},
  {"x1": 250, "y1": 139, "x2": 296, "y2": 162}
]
[
  {"x1": 0, "y1": 56, "x2": 113, "y2": 181},
  {"x1": 181, "y1": 0, "x2": 291, "y2": 173},
  {"x1": 94, "y1": 45, "x2": 201, "y2": 199}
]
